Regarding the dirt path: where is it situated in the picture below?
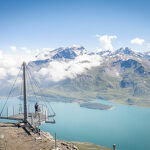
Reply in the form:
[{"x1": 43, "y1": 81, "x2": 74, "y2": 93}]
[
  {"x1": 0, "y1": 122, "x2": 111, "y2": 150},
  {"x1": 0, "y1": 123, "x2": 54, "y2": 150},
  {"x1": 0, "y1": 122, "x2": 79, "y2": 150}
]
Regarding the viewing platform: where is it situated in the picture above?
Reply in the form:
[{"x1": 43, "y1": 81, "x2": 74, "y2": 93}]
[
  {"x1": 0, "y1": 62, "x2": 56, "y2": 131},
  {"x1": 0, "y1": 103, "x2": 56, "y2": 129}
]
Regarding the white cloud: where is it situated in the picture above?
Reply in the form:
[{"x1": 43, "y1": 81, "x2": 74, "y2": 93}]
[
  {"x1": 0, "y1": 50, "x2": 3, "y2": 59},
  {"x1": 38, "y1": 68, "x2": 49, "y2": 76},
  {"x1": 21, "y1": 47, "x2": 27, "y2": 50},
  {"x1": 96, "y1": 35, "x2": 117, "y2": 51},
  {"x1": 0, "y1": 68, "x2": 7, "y2": 79},
  {"x1": 25, "y1": 50, "x2": 31, "y2": 54},
  {"x1": 42, "y1": 48, "x2": 54, "y2": 52},
  {"x1": 35, "y1": 49, "x2": 40, "y2": 54},
  {"x1": 96, "y1": 48, "x2": 102, "y2": 52},
  {"x1": 130, "y1": 38, "x2": 145, "y2": 46},
  {"x1": 0, "y1": 49, "x2": 36, "y2": 91},
  {"x1": 9, "y1": 68, "x2": 20, "y2": 76},
  {"x1": 21, "y1": 47, "x2": 32, "y2": 54},
  {"x1": 72, "y1": 44, "x2": 82, "y2": 48},
  {"x1": 36, "y1": 54, "x2": 102, "y2": 82},
  {"x1": 147, "y1": 43, "x2": 150, "y2": 50},
  {"x1": 21, "y1": 47, "x2": 54, "y2": 57},
  {"x1": 10, "y1": 46, "x2": 17, "y2": 52},
  {"x1": 0, "y1": 46, "x2": 102, "y2": 92}
]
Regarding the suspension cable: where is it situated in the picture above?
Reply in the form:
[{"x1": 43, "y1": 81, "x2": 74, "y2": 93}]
[
  {"x1": 26, "y1": 66, "x2": 55, "y2": 115},
  {"x1": 26, "y1": 68, "x2": 53, "y2": 116},
  {"x1": 26, "y1": 66, "x2": 53, "y2": 111},
  {"x1": 26, "y1": 68, "x2": 38, "y2": 102},
  {"x1": 0, "y1": 65, "x2": 22, "y2": 116},
  {"x1": 26, "y1": 66, "x2": 54, "y2": 116}
]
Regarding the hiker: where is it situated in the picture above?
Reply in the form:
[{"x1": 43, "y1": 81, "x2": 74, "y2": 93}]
[{"x1": 35, "y1": 102, "x2": 39, "y2": 115}]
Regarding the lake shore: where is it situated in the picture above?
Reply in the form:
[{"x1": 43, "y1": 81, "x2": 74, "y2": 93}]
[{"x1": 1, "y1": 95, "x2": 150, "y2": 109}]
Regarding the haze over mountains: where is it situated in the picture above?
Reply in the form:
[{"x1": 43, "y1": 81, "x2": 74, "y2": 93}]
[{"x1": 26, "y1": 46, "x2": 150, "y2": 107}]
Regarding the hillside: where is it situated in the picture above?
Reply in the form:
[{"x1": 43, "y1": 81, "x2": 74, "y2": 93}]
[
  {"x1": 1, "y1": 46, "x2": 150, "y2": 108},
  {"x1": 0, "y1": 122, "x2": 111, "y2": 150},
  {"x1": 30, "y1": 46, "x2": 150, "y2": 107},
  {"x1": 41, "y1": 57, "x2": 150, "y2": 107}
]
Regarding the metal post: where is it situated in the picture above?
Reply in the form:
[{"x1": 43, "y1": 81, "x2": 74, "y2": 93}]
[
  {"x1": 23, "y1": 62, "x2": 28, "y2": 123},
  {"x1": 13, "y1": 106, "x2": 14, "y2": 116},
  {"x1": 55, "y1": 132, "x2": 56, "y2": 150},
  {"x1": 31, "y1": 114, "x2": 33, "y2": 125},
  {"x1": 45, "y1": 110, "x2": 46, "y2": 121},
  {"x1": 46, "y1": 107, "x2": 48, "y2": 120},
  {"x1": 28, "y1": 104, "x2": 30, "y2": 114},
  {"x1": 19, "y1": 104, "x2": 22, "y2": 114},
  {"x1": 7, "y1": 107, "x2": 8, "y2": 117},
  {"x1": 38, "y1": 114, "x2": 40, "y2": 135},
  {"x1": 113, "y1": 144, "x2": 116, "y2": 150},
  {"x1": 39, "y1": 113, "x2": 41, "y2": 125}
]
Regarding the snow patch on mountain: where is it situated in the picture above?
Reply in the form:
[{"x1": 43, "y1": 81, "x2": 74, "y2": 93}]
[{"x1": 36, "y1": 46, "x2": 88, "y2": 61}]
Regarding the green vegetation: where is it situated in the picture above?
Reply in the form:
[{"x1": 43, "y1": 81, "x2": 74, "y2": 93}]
[
  {"x1": 39, "y1": 58, "x2": 150, "y2": 108},
  {"x1": 73, "y1": 142, "x2": 111, "y2": 150}
]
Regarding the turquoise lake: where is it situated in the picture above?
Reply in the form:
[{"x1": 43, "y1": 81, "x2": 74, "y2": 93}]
[{"x1": 0, "y1": 98, "x2": 150, "y2": 150}]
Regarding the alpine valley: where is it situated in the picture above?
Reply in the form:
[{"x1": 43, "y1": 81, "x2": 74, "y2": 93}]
[{"x1": 27, "y1": 46, "x2": 150, "y2": 109}]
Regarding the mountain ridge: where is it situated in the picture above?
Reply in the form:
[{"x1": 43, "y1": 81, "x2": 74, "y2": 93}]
[{"x1": 24, "y1": 46, "x2": 150, "y2": 107}]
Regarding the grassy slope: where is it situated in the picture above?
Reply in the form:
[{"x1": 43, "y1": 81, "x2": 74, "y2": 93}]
[
  {"x1": 73, "y1": 142, "x2": 111, "y2": 150},
  {"x1": 42, "y1": 59, "x2": 150, "y2": 107}
]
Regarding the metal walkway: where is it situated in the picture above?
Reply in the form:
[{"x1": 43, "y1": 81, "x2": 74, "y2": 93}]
[
  {"x1": 0, "y1": 62, "x2": 56, "y2": 131},
  {"x1": 0, "y1": 110, "x2": 55, "y2": 128}
]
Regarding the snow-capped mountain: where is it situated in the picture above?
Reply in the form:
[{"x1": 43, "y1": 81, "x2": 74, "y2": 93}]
[
  {"x1": 114, "y1": 47, "x2": 135, "y2": 55},
  {"x1": 143, "y1": 52, "x2": 150, "y2": 61},
  {"x1": 30, "y1": 46, "x2": 150, "y2": 69},
  {"x1": 28, "y1": 46, "x2": 150, "y2": 108},
  {"x1": 97, "y1": 47, "x2": 144, "y2": 58},
  {"x1": 36, "y1": 46, "x2": 88, "y2": 61},
  {"x1": 34, "y1": 46, "x2": 146, "y2": 63},
  {"x1": 96, "y1": 50, "x2": 112, "y2": 56}
]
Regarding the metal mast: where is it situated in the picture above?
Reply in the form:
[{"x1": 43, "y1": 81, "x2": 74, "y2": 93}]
[{"x1": 23, "y1": 62, "x2": 28, "y2": 123}]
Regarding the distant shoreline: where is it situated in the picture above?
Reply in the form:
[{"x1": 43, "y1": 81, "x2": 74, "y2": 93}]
[{"x1": 1, "y1": 95, "x2": 150, "y2": 110}]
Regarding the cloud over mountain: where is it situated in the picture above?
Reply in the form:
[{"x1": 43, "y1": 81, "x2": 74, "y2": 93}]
[
  {"x1": 10, "y1": 46, "x2": 17, "y2": 52},
  {"x1": 35, "y1": 54, "x2": 102, "y2": 82},
  {"x1": 0, "y1": 50, "x2": 35, "y2": 86},
  {"x1": 96, "y1": 35, "x2": 117, "y2": 51},
  {"x1": 130, "y1": 38, "x2": 145, "y2": 46},
  {"x1": 1, "y1": 45, "x2": 150, "y2": 94},
  {"x1": 147, "y1": 43, "x2": 150, "y2": 50}
]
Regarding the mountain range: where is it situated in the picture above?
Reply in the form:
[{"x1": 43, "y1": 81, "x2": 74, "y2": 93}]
[
  {"x1": 32, "y1": 46, "x2": 150, "y2": 61},
  {"x1": 28, "y1": 46, "x2": 150, "y2": 108}
]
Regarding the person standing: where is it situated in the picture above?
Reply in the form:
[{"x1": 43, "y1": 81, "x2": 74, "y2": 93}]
[{"x1": 35, "y1": 102, "x2": 39, "y2": 117}]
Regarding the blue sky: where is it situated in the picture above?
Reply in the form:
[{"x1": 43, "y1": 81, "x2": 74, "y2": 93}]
[{"x1": 0, "y1": 0, "x2": 150, "y2": 53}]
